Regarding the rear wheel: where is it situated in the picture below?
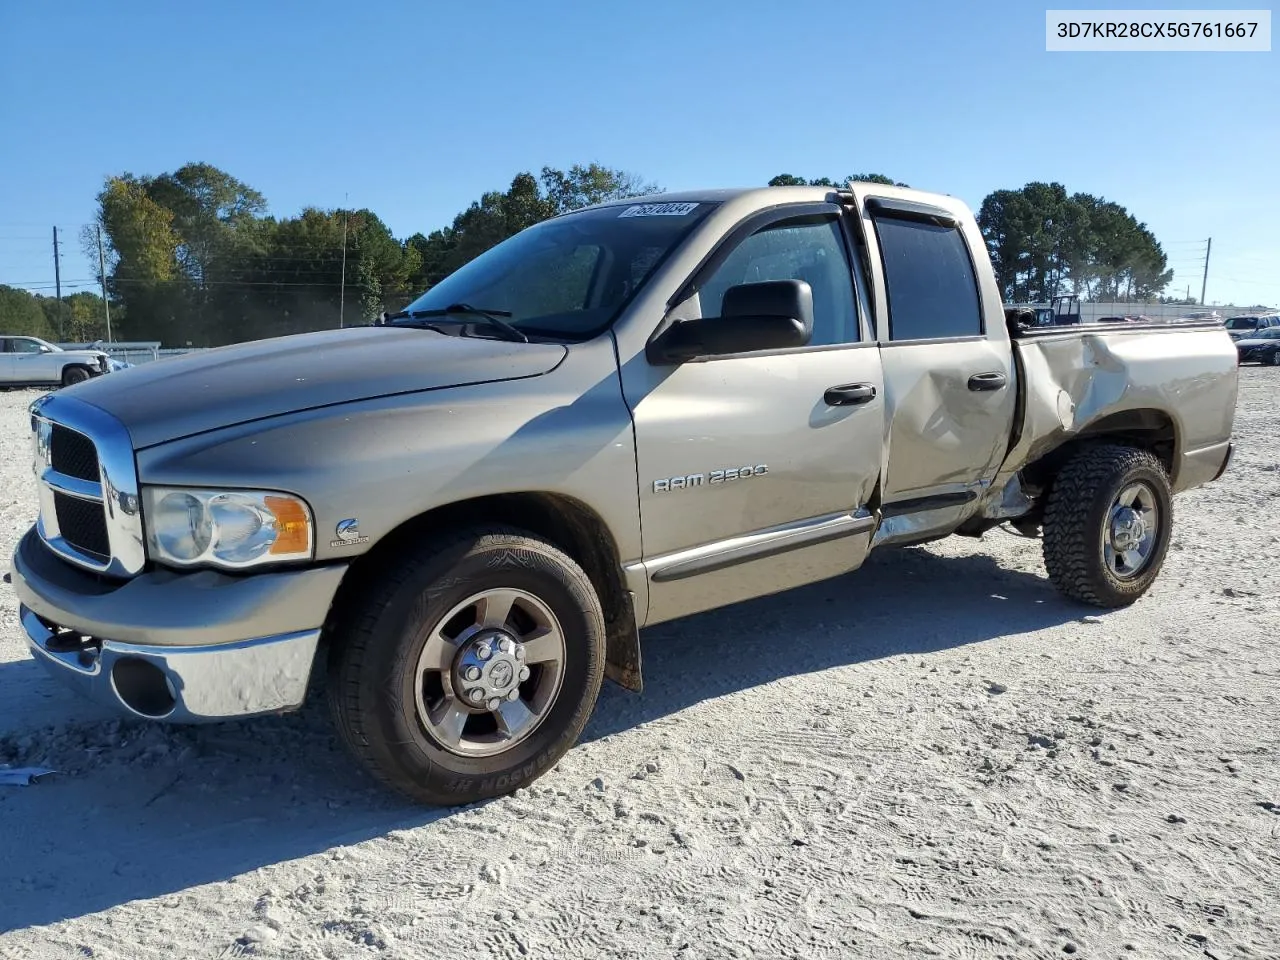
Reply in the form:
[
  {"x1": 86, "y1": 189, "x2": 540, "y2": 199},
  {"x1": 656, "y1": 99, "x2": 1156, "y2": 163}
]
[
  {"x1": 61, "y1": 366, "x2": 91, "y2": 386},
  {"x1": 1269, "y1": 350, "x2": 1280, "y2": 366},
  {"x1": 327, "y1": 526, "x2": 606, "y2": 806},
  {"x1": 1042, "y1": 444, "x2": 1172, "y2": 608}
]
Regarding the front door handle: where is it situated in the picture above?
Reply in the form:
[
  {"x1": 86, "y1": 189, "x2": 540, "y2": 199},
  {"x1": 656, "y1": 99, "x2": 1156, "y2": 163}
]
[
  {"x1": 824, "y1": 383, "x2": 878, "y2": 406},
  {"x1": 967, "y1": 372, "x2": 1007, "y2": 392}
]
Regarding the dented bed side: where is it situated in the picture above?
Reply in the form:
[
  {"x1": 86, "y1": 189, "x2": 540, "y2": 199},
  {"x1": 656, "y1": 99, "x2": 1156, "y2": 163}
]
[{"x1": 995, "y1": 321, "x2": 1238, "y2": 496}]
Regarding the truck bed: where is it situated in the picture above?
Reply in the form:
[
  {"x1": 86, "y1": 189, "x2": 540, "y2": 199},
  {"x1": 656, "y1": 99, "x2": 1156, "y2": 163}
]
[{"x1": 1001, "y1": 318, "x2": 1238, "y2": 496}]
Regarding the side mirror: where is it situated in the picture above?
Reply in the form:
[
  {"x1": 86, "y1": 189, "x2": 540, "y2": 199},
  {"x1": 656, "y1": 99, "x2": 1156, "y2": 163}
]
[{"x1": 648, "y1": 279, "x2": 814, "y2": 364}]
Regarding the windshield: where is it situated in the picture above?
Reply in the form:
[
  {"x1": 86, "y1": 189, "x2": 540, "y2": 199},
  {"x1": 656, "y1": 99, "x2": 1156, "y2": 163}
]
[
  {"x1": 1225, "y1": 317, "x2": 1260, "y2": 329},
  {"x1": 400, "y1": 201, "x2": 716, "y2": 339}
]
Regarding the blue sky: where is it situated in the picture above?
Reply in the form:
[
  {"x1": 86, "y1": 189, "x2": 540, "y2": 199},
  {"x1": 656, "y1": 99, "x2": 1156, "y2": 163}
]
[{"x1": 1, "y1": 0, "x2": 1276, "y2": 309}]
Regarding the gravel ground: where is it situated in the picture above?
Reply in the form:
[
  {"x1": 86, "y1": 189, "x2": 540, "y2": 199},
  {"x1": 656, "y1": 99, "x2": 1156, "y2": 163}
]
[{"x1": 1, "y1": 373, "x2": 1277, "y2": 960}]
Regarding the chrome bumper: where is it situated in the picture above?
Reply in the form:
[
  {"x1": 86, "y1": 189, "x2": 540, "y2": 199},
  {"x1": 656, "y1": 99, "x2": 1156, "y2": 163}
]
[
  {"x1": 12, "y1": 527, "x2": 347, "y2": 722},
  {"x1": 22, "y1": 608, "x2": 320, "y2": 722}
]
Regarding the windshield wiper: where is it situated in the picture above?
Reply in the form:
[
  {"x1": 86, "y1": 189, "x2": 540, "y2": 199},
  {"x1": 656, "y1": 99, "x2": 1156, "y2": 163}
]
[{"x1": 382, "y1": 303, "x2": 528, "y2": 343}]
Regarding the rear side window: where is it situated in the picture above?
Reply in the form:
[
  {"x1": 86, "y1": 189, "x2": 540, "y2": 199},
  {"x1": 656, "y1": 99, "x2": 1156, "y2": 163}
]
[{"x1": 873, "y1": 217, "x2": 982, "y2": 341}]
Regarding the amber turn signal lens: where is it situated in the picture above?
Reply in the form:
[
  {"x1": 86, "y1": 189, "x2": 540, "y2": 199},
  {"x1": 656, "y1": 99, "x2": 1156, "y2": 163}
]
[{"x1": 265, "y1": 495, "x2": 312, "y2": 555}]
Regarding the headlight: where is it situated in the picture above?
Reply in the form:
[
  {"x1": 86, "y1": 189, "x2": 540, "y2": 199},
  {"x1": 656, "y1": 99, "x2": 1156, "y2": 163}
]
[{"x1": 142, "y1": 487, "x2": 313, "y2": 570}]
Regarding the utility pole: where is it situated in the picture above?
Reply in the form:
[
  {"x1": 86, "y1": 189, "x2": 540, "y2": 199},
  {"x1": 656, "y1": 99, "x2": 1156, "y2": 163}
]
[
  {"x1": 338, "y1": 193, "x2": 348, "y2": 328},
  {"x1": 96, "y1": 225, "x2": 113, "y2": 343},
  {"x1": 1200, "y1": 237, "x2": 1212, "y2": 307},
  {"x1": 52, "y1": 227, "x2": 62, "y2": 300},
  {"x1": 52, "y1": 226, "x2": 63, "y2": 340}
]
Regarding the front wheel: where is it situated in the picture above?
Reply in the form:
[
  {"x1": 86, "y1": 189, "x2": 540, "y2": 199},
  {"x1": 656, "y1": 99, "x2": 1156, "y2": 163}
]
[
  {"x1": 1042, "y1": 445, "x2": 1172, "y2": 608},
  {"x1": 61, "y1": 366, "x2": 91, "y2": 386},
  {"x1": 327, "y1": 526, "x2": 606, "y2": 806}
]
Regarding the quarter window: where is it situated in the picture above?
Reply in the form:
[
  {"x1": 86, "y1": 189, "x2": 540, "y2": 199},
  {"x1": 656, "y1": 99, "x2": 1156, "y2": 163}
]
[
  {"x1": 874, "y1": 217, "x2": 983, "y2": 341},
  {"x1": 698, "y1": 218, "x2": 858, "y2": 346}
]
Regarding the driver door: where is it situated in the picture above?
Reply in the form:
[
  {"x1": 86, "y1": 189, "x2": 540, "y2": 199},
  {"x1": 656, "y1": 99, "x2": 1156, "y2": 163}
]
[{"x1": 620, "y1": 204, "x2": 885, "y2": 625}]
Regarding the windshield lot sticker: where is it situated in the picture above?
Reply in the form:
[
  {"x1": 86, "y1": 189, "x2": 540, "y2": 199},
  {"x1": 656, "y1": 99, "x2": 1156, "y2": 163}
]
[{"x1": 618, "y1": 202, "x2": 699, "y2": 218}]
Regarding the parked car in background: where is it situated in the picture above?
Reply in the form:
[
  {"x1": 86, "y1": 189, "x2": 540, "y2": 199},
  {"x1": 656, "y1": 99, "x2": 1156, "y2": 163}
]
[
  {"x1": 0, "y1": 336, "x2": 111, "y2": 386},
  {"x1": 1235, "y1": 326, "x2": 1280, "y2": 365},
  {"x1": 1224, "y1": 313, "x2": 1280, "y2": 342}
]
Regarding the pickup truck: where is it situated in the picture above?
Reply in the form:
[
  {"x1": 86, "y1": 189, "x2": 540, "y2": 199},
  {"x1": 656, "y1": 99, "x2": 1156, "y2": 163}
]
[
  {"x1": 1, "y1": 335, "x2": 111, "y2": 386},
  {"x1": 12, "y1": 184, "x2": 1238, "y2": 806}
]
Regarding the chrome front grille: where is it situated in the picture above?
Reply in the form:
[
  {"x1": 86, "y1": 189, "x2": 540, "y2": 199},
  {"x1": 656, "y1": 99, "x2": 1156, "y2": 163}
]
[
  {"x1": 50, "y1": 425, "x2": 100, "y2": 482},
  {"x1": 52, "y1": 491, "x2": 112, "y2": 561},
  {"x1": 31, "y1": 394, "x2": 146, "y2": 578}
]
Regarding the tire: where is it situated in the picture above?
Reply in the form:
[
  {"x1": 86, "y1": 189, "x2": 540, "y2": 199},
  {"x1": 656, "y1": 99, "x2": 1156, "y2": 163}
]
[
  {"x1": 1269, "y1": 351, "x2": 1280, "y2": 367},
  {"x1": 327, "y1": 526, "x2": 606, "y2": 806},
  {"x1": 61, "y1": 366, "x2": 91, "y2": 386},
  {"x1": 1042, "y1": 444, "x2": 1172, "y2": 608}
]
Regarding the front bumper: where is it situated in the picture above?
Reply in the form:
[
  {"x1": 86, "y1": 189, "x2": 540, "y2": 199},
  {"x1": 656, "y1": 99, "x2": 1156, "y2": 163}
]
[{"x1": 12, "y1": 528, "x2": 348, "y2": 722}]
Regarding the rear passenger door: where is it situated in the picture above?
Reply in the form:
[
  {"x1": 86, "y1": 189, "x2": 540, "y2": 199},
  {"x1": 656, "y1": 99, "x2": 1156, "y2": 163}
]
[{"x1": 846, "y1": 191, "x2": 1017, "y2": 534}]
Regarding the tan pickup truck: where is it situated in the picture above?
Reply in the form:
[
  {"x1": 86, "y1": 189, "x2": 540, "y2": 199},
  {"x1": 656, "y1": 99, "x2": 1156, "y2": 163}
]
[{"x1": 12, "y1": 183, "x2": 1238, "y2": 805}]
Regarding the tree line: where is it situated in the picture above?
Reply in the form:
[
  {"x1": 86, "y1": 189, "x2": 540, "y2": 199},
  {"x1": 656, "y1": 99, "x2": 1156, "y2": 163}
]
[{"x1": 1, "y1": 162, "x2": 1176, "y2": 346}]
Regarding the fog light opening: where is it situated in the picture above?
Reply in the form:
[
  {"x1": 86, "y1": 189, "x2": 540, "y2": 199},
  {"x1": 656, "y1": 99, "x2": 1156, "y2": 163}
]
[{"x1": 111, "y1": 657, "x2": 177, "y2": 718}]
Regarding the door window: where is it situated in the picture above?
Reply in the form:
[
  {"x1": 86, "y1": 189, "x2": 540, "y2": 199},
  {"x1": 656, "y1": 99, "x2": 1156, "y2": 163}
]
[
  {"x1": 873, "y1": 217, "x2": 983, "y2": 341},
  {"x1": 698, "y1": 217, "x2": 858, "y2": 346}
]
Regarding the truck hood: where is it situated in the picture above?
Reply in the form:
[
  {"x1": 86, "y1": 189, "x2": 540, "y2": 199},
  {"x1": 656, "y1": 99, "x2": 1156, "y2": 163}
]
[
  {"x1": 58, "y1": 349, "x2": 109, "y2": 360},
  {"x1": 69, "y1": 327, "x2": 568, "y2": 448}
]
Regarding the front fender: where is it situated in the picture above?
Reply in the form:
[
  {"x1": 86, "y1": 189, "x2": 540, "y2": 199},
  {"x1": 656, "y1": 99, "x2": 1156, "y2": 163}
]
[{"x1": 133, "y1": 339, "x2": 643, "y2": 575}]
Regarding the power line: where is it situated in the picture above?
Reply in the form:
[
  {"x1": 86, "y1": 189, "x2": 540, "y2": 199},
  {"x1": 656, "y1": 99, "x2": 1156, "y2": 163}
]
[
  {"x1": 1201, "y1": 237, "x2": 1211, "y2": 305},
  {"x1": 1214, "y1": 276, "x2": 1280, "y2": 286},
  {"x1": 4, "y1": 277, "x2": 358, "y2": 288}
]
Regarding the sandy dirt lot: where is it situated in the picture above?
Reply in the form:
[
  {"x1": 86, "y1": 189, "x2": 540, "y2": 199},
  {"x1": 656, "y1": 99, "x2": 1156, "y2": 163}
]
[{"x1": 1, "y1": 372, "x2": 1277, "y2": 960}]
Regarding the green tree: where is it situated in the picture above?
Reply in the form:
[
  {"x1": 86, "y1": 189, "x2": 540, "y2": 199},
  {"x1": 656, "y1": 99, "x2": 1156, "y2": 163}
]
[
  {"x1": 768, "y1": 173, "x2": 908, "y2": 188},
  {"x1": 91, "y1": 174, "x2": 183, "y2": 343},
  {"x1": 978, "y1": 183, "x2": 1170, "y2": 303},
  {"x1": 409, "y1": 165, "x2": 655, "y2": 291},
  {"x1": 145, "y1": 162, "x2": 267, "y2": 286},
  {"x1": 36, "y1": 292, "x2": 111, "y2": 342},
  {"x1": 91, "y1": 161, "x2": 657, "y2": 345},
  {"x1": 0, "y1": 285, "x2": 57, "y2": 338},
  {"x1": 541, "y1": 163, "x2": 657, "y2": 214}
]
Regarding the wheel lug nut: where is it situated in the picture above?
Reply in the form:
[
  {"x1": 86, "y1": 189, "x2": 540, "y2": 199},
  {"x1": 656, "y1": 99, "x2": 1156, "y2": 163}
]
[
  {"x1": 477, "y1": 643, "x2": 492, "y2": 661},
  {"x1": 467, "y1": 687, "x2": 485, "y2": 703},
  {"x1": 500, "y1": 637, "x2": 514, "y2": 654},
  {"x1": 464, "y1": 666, "x2": 481, "y2": 682},
  {"x1": 506, "y1": 689, "x2": 520, "y2": 702},
  {"x1": 515, "y1": 646, "x2": 526, "y2": 661},
  {"x1": 518, "y1": 665, "x2": 530, "y2": 682},
  {"x1": 486, "y1": 697, "x2": 501, "y2": 711}
]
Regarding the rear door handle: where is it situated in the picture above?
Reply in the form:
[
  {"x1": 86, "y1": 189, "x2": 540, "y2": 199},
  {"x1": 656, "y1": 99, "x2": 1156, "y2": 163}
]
[
  {"x1": 824, "y1": 383, "x2": 878, "y2": 406},
  {"x1": 967, "y1": 372, "x2": 1007, "y2": 392}
]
